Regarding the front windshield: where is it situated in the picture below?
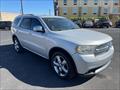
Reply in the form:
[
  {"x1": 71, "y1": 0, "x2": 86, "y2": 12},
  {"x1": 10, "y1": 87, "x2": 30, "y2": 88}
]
[{"x1": 42, "y1": 17, "x2": 80, "y2": 31}]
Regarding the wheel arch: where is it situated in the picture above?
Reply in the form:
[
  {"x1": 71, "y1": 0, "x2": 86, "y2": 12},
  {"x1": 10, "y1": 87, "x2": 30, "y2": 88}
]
[
  {"x1": 49, "y1": 47, "x2": 77, "y2": 73},
  {"x1": 12, "y1": 34, "x2": 18, "y2": 42}
]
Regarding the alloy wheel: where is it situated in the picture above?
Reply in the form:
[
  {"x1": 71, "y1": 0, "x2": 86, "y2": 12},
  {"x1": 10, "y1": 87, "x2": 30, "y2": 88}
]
[{"x1": 52, "y1": 55, "x2": 69, "y2": 77}]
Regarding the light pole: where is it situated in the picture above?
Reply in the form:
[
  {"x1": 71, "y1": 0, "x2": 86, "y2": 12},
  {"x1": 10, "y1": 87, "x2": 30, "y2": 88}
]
[
  {"x1": 20, "y1": 0, "x2": 24, "y2": 15},
  {"x1": 0, "y1": 4, "x2": 1, "y2": 20},
  {"x1": 0, "y1": 11, "x2": 1, "y2": 21},
  {"x1": 49, "y1": 9, "x2": 51, "y2": 15}
]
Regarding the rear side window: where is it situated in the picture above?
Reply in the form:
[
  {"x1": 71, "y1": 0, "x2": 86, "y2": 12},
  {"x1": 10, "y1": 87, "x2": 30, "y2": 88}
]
[
  {"x1": 13, "y1": 17, "x2": 21, "y2": 26},
  {"x1": 20, "y1": 18, "x2": 31, "y2": 29}
]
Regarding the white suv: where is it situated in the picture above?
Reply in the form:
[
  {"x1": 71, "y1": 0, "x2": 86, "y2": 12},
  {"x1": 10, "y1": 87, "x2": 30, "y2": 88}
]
[{"x1": 11, "y1": 14, "x2": 114, "y2": 79}]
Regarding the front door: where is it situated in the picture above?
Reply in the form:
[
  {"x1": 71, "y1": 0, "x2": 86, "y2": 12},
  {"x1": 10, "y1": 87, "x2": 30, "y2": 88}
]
[{"x1": 28, "y1": 18, "x2": 47, "y2": 57}]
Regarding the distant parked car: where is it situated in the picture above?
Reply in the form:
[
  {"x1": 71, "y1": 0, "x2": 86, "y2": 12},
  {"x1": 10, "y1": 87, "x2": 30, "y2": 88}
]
[
  {"x1": 0, "y1": 21, "x2": 12, "y2": 30},
  {"x1": 73, "y1": 20, "x2": 82, "y2": 28},
  {"x1": 83, "y1": 20, "x2": 94, "y2": 28},
  {"x1": 115, "y1": 20, "x2": 120, "y2": 28},
  {"x1": 94, "y1": 19, "x2": 112, "y2": 28}
]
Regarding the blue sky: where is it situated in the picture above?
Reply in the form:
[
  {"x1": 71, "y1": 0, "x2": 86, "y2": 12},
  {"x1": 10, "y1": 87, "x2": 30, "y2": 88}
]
[{"x1": 0, "y1": 0, "x2": 54, "y2": 15}]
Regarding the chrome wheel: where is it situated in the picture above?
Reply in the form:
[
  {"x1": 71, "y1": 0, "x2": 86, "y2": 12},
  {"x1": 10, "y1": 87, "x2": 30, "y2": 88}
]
[
  {"x1": 14, "y1": 39, "x2": 19, "y2": 52},
  {"x1": 52, "y1": 55, "x2": 69, "y2": 77}
]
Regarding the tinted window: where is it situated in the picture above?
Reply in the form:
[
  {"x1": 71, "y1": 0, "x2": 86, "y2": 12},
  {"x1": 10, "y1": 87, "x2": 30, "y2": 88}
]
[
  {"x1": 20, "y1": 18, "x2": 31, "y2": 29},
  {"x1": 31, "y1": 18, "x2": 42, "y2": 30},
  {"x1": 0, "y1": 22, "x2": 6, "y2": 27},
  {"x1": 13, "y1": 17, "x2": 21, "y2": 26}
]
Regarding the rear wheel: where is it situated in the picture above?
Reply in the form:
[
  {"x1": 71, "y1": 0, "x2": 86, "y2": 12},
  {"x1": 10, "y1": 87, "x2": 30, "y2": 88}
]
[
  {"x1": 13, "y1": 37, "x2": 24, "y2": 53},
  {"x1": 103, "y1": 25, "x2": 109, "y2": 28},
  {"x1": 51, "y1": 52, "x2": 77, "y2": 79}
]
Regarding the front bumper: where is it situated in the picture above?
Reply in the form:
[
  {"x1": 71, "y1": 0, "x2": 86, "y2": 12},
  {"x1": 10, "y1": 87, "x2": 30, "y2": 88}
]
[{"x1": 72, "y1": 46, "x2": 114, "y2": 74}]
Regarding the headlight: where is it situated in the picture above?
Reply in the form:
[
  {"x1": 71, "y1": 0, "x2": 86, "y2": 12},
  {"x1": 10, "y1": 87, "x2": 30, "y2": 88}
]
[
  {"x1": 76, "y1": 45, "x2": 96, "y2": 54},
  {"x1": 108, "y1": 41, "x2": 113, "y2": 47}
]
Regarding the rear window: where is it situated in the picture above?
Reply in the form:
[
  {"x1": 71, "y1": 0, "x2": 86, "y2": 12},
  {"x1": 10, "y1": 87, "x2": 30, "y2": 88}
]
[{"x1": 13, "y1": 17, "x2": 21, "y2": 26}]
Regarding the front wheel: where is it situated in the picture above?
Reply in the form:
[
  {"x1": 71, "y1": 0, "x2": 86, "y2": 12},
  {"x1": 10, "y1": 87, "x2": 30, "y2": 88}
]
[{"x1": 51, "y1": 52, "x2": 77, "y2": 79}]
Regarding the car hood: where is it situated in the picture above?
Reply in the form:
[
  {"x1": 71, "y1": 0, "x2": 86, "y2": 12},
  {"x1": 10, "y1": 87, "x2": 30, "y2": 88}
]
[{"x1": 52, "y1": 29, "x2": 112, "y2": 45}]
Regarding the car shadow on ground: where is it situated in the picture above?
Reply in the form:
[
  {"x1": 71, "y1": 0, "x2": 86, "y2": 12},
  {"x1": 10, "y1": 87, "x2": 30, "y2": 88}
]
[{"x1": 0, "y1": 44, "x2": 94, "y2": 88}]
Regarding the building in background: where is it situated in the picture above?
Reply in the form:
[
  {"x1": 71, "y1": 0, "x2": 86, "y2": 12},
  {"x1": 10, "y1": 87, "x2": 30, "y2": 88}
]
[
  {"x1": 0, "y1": 12, "x2": 19, "y2": 21},
  {"x1": 54, "y1": 0, "x2": 120, "y2": 18}
]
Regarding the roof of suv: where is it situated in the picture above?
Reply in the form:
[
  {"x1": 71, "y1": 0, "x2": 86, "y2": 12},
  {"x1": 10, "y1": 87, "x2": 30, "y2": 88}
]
[{"x1": 17, "y1": 14, "x2": 64, "y2": 19}]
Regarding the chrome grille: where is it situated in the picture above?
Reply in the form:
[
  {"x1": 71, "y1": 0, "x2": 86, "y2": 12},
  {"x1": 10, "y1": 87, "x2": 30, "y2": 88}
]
[{"x1": 95, "y1": 42, "x2": 112, "y2": 55}]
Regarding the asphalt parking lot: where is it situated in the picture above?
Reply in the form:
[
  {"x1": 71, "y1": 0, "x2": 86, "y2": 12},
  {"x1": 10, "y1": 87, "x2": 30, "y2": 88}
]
[{"x1": 0, "y1": 28, "x2": 120, "y2": 90}]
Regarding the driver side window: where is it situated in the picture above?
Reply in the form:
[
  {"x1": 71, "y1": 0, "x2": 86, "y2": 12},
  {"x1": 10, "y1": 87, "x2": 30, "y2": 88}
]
[{"x1": 31, "y1": 18, "x2": 43, "y2": 30}]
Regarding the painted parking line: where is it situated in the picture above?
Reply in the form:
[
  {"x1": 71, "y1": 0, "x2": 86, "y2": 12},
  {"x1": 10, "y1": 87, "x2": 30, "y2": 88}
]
[{"x1": 0, "y1": 40, "x2": 13, "y2": 45}]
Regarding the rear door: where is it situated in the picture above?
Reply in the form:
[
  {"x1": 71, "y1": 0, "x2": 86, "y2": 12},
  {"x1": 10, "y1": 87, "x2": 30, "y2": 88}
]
[{"x1": 17, "y1": 18, "x2": 32, "y2": 49}]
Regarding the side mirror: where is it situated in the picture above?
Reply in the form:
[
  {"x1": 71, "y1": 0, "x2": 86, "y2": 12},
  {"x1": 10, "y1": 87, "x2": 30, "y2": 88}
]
[{"x1": 33, "y1": 26, "x2": 45, "y2": 33}]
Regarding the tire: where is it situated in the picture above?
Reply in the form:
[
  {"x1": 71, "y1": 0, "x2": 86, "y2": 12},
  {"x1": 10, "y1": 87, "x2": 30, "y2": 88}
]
[
  {"x1": 13, "y1": 37, "x2": 24, "y2": 53},
  {"x1": 107, "y1": 25, "x2": 110, "y2": 28},
  {"x1": 51, "y1": 52, "x2": 77, "y2": 79},
  {"x1": 103, "y1": 25, "x2": 108, "y2": 28}
]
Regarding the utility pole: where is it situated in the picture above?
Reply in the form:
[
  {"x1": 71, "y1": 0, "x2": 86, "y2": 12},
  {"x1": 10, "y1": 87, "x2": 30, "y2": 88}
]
[
  {"x1": 20, "y1": 0, "x2": 24, "y2": 15},
  {"x1": 54, "y1": 0, "x2": 58, "y2": 16},
  {"x1": 0, "y1": 3, "x2": 1, "y2": 20},
  {"x1": 98, "y1": 0, "x2": 102, "y2": 17},
  {"x1": 49, "y1": 9, "x2": 51, "y2": 15},
  {"x1": 0, "y1": 10, "x2": 1, "y2": 21}
]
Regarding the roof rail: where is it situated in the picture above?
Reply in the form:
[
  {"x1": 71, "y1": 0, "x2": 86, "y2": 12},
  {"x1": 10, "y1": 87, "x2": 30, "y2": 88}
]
[{"x1": 21, "y1": 14, "x2": 34, "y2": 16}]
